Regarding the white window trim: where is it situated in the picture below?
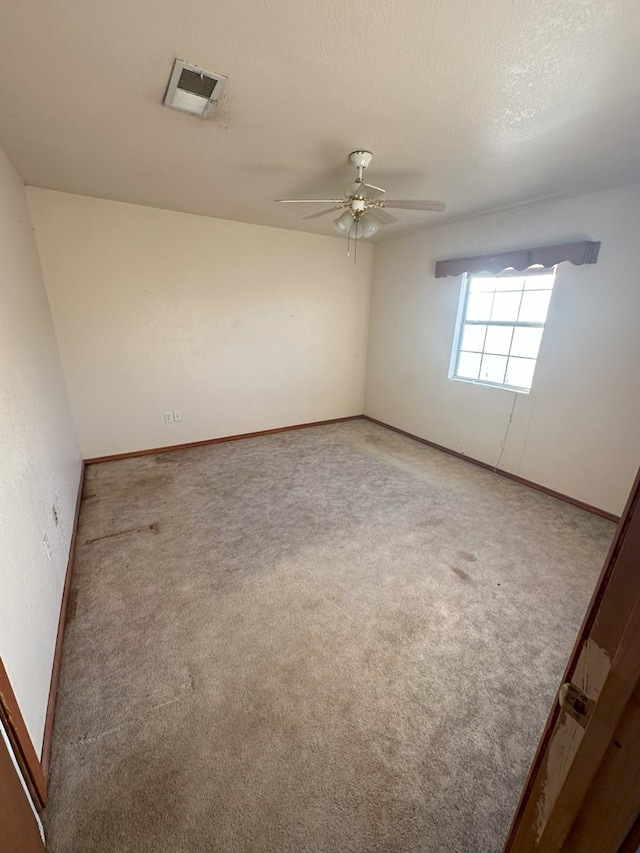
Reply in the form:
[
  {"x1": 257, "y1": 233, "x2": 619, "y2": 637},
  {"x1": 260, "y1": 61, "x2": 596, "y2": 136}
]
[
  {"x1": 448, "y1": 268, "x2": 555, "y2": 394},
  {"x1": 448, "y1": 274, "x2": 469, "y2": 381}
]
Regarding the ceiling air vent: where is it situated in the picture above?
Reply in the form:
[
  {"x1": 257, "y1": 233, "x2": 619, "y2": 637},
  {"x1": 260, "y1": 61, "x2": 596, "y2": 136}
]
[{"x1": 163, "y1": 59, "x2": 227, "y2": 117}]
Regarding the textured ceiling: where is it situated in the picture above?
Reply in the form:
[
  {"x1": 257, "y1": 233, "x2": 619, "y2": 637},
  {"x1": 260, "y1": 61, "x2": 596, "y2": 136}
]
[{"x1": 0, "y1": 0, "x2": 639, "y2": 241}]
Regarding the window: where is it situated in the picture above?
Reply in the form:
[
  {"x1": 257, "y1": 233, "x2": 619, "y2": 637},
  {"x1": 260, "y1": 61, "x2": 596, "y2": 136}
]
[{"x1": 450, "y1": 266, "x2": 556, "y2": 393}]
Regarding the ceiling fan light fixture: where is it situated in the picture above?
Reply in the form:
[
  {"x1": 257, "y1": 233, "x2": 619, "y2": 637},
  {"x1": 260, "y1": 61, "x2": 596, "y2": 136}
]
[
  {"x1": 354, "y1": 215, "x2": 380, "y2": 239},
  {"x1": 334, "y1": 211, "x2": 379, "y2": 239},
  {"x1": 334, "y1": 210, "x2": 354, "y2": 235}
]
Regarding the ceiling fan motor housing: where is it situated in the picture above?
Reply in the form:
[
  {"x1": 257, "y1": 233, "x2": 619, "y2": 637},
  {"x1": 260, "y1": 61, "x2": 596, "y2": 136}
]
[{"x1": 349, "y1": 151, "x2": 373, "y2": 170}]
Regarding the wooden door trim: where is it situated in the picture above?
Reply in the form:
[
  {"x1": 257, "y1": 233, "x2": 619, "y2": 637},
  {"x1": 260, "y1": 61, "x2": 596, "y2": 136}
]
[
  {"x1": 0, "y1": 722, "x2": 46, "y2": 852},
  {"x1": 618, "y1": 804, "x2": 640, "y2": 853},
  {"x1": 0, "y1": 659, "x2": 46, "y2": 809}
]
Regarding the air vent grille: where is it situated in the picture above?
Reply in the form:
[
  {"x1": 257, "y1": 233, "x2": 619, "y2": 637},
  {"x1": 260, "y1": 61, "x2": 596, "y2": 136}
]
[
  {"x1": 177, "y1": 69, "x2": 218, "y2": 99},
  {"x1": 163, "y1": 59, "x2": 227, "y2": 117}
]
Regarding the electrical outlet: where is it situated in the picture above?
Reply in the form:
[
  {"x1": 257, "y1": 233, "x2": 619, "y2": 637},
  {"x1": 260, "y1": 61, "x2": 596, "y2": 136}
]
[
  {"x1": 174, "y1": 410, "x2": 182, "y2": 422},
  {"x1": 43, "y1": 534, "x2": 52, "y2": 561},
  {"x1": 164, "y1": 411, "x2": 174, "y2": 424},
  {"x1": 51, "y1": 504, "x2": 60, "y2": 527}
]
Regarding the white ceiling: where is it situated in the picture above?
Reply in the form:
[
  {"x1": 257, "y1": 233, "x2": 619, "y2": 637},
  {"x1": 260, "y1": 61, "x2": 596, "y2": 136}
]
[{"x1": 1, "y1": 0, "x2": 639, "y2": 241}]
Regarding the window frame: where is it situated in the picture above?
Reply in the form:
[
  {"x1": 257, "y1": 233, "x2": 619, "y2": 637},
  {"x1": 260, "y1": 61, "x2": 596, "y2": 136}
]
[{"x1": 448, "y1": 266, "x2": 556, "y2": 394}]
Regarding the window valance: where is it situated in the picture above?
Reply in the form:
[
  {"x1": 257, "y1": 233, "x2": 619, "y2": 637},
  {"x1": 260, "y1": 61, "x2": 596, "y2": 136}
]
[{"x1": 434, "y1": 240, "x2": 600, "y2": 279}]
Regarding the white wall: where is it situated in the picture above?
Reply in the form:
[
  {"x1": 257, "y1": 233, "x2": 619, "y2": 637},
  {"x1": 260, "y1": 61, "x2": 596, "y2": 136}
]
[
  {"x1": 0, "y1": 150, "x2": 82, "y2": 752},
  {"x1": 27, "y1": 190, "x2": 372, "y2": 459},
  {"x1": 366, "y1": 184, "x2": 640, "y2": 516}
]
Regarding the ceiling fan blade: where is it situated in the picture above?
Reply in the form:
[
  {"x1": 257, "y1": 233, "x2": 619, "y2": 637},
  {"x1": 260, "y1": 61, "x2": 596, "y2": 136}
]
[
  {"x1": 368, "y1": 208, "x2": 398, "y2": 225},
  {"x1": 360, "y1": 182, "x2": 386, "y2": 199},
  {"x1": 382, "y1": 200, "x2": 446, "y2": 212},
  {"x1": 302, "y1": 207, "x2": 342, "y2": 220},
  {"x1": 345, "y1": 182, "x2": 364, "y2": 197},
  {"x1": 345, "y1": 181, "x2": 386, "y2": 199},
  {"x1": 275, "y1": 198, "x2": 345, "y2": 204}
]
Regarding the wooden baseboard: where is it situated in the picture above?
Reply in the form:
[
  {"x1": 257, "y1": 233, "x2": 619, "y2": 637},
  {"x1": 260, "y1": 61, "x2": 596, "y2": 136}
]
[
  {"x1": 85, "y1": 413, "x2": 619, "y2": 522},
  {"x1": 40, "y1": 461, "x2": 86, "y2": 782},
  {"x1": 363, "y1": 415, "x2": 620, "y2": 524},
  {"x1": 0, "y1": 658, "x2": 47, "y2": 810},
  {"x1": 84, "y1": 416, "x2": 364, "y2": 464}
]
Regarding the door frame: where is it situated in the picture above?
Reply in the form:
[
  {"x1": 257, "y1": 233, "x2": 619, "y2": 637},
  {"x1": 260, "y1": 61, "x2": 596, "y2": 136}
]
[
  {"x1": 0, "y1": 717, "x2": 46, "y2": 853},
  {"x1": 0, "y1": 659, "x2": 47, "y2": 809}
]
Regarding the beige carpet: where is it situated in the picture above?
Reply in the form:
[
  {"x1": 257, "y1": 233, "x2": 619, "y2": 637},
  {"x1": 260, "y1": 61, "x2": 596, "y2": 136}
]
[{"x1": 44, "y1": 420, "x2": 614, "y2": 852}]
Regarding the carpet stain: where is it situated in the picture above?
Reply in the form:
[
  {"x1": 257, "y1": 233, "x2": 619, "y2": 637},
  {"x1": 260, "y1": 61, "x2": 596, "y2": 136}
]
[
  {"x1": 458, "y1": 551, "x2": 477, "y2": 562},
  {"x1": 451, "y1": 566, "x2": 472, "y2": 582},
  {"x1": 398, "y1": 611, "x2": 424, "y2": 640},
  {"x1": 364, "y1": 434, "x2": 385, "y2": 445},
  {"x1": 122, "y1": 473, "x2": 170, "y2": 494},
  {"x1": 154, "y1": 454, "x2": 186, "y2": 466},
  {"x1": 84, "y1": 522, "x2": 160, "y2": 546},
  {"x1": 66, "y1": 588, "x2": 79, "y2": 624},
  {"x1": 418, "y1": 517, "x2": 445, "y2": 528}
]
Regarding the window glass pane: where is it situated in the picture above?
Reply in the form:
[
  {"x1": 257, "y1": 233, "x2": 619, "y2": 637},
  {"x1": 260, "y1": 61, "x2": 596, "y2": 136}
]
[
  {"x1": 524, "y1": 272, "x2": 555, "y2": 290},
  {"x1": 465, "y1": 291, "x2": 493, "y2": 321},
  {"x1": 511, "y1": 327, "x2": 543, "y2": 358},
  {"x1": 456, "y1": 351, "x2": 481, "y2": 380},
  {"x1": 518, "y1": 289, "x2": 552, "y2": 323},
  {"x1": 453, "y1": 268, "x2": 556, "y2": 391},
  {"x1": 493, "y1": 275, "x2": 526, "y2": 292},
  {"x1": 469, "y1": 276, "x2": 498, "y2": 294},
  {"x1": 479, "y1": 353, "x2": 508, "y2": 384},
  {"x1": 506, "y1": 357, "x2": 536, "y2": 389},
  {"x1": 460, "y1": 324, "x2": 486, "y2": 352},
  {"x1": 490, "y1": 290, "x2": 521, "y2": 322},
  {"x1": 484, "y1": 325, "x2": 513, "y2": 356}
]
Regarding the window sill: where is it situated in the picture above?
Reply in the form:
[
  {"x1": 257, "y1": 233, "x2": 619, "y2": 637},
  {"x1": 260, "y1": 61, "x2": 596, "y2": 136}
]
[{"x1": 449, "y1": 375, "x2": 531, "y2": 395}]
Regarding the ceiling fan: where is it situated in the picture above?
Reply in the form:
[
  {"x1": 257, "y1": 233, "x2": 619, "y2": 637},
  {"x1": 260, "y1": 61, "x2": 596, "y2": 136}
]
[{"x1": 275, "y1": 150, "x2": 446, "y2": 239}]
